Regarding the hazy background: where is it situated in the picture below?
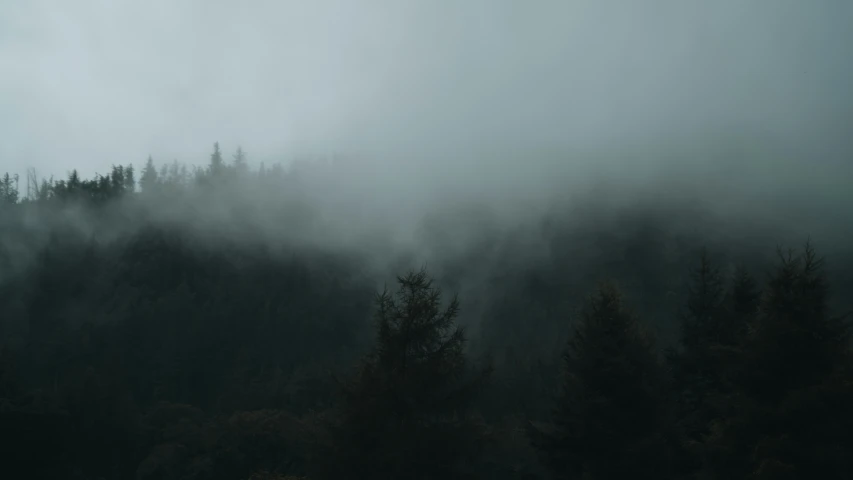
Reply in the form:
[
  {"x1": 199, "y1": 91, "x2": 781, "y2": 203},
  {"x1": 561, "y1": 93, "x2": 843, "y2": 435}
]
[{"x1": 2, "y1": 0, "x2": 852, "y2": 245}]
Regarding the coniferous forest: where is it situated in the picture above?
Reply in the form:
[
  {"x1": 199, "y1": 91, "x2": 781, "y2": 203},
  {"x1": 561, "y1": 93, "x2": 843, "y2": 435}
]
[{"x1": 1, "y1": 144, "x2": 852, "y2": 480}]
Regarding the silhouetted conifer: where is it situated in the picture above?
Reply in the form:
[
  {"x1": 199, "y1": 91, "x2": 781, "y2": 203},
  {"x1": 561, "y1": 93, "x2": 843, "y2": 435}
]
[
  {"x1": 730, "y1": 265, "x2": 760, "y2": 318},
  {"x1": 705, "y1": 242, "x2": 853, "y2": 479},
  {"x1": 210, "y1": 142, "x2": 225, "y2": 177},
  {"x1": 530, "y1": 282, "x2": 675, "y2": 480},
  {"x1": 234, "y1": 146, "x2": 249, "y2": 177},
  {"x1": 318, "y1": 269, "x2": 491, "y2": 480},
  {"x1": 140, "y1": 155, "x2": 159, "y2": 193},
  {"x1": 668, "y1": 250, "x2": 747, "y2": 456},
  {"x1": 0, "y1": 173, "x2": 19, "y2": 205},
  {"x1": 681, "y1": 249, "x2": 726, "y2": 349}
]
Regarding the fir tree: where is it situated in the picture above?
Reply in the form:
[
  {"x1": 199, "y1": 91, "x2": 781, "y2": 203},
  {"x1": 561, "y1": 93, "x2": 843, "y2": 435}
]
[
  {"x1": 530, "y1": 282, "x2": 675, "y2": 480},
  {"x1": 667, "y1": 250, "x2": 741, "y2": 453},
  {"x1": 729, "y1": 265, "x2": 761, "y2": 318},
  {"x1": 123, "y1": 164, "x2": 136, "y2": 193},
  {"x1": 706, "y1": 242, "x2": 853, "y2": 479},
  {"x1": 209, "y1": 142, "x2": 225, "y2": 178},
  {"x1": 140, "y1": 155, "x2": 159, "y2": 193},
  {"x1": 0, "y1": 173, "x2": 19, "y2": 205},
  {"x1": 318, "y1": 269, "x2": 491, "y2": 480},
  {"x1": 234, "y1": 146, "x2": 249, "y2": 177},
  {"x1": 681, "y1": 248, "x2": 725, "y2": 349}
]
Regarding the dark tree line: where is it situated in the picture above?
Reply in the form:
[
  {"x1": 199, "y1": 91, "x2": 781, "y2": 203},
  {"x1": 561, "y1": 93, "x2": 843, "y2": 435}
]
[{"x1": 1, "y1": 143, "x2": 851, "y2": 479}]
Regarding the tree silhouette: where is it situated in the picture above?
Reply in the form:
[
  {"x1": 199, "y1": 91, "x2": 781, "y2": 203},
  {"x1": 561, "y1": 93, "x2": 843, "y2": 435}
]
[
  {"x1": 729, "y1": 264, "x2": 761, "y2": 318},
  {"x1": 0, "y1": 173, "x2": 19, "y2": 205},
  {"x1": 209, "y1": 142, "x2": 226, "y2": 178},
  {"x1": 234, "y1": 146, "x2": 249, "y2": 177},
  {"x1": 706, "y1": 242, "x2": 853, "y2": 479},
  {"x1": 530, "y1": 282, "x2": 675, "y2": 480},
  {"x1": 140, "y1": 155, "x2": 159, "y2": 193},
  {"x1": 318, "y1": 269, "x2": 491, "y2": 480}
]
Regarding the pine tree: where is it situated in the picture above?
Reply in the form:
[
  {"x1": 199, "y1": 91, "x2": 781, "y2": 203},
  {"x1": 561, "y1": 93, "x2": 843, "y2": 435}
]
[
  {"x1": 667, "y1": 250, "x2": 729, "y2": 454},
  {"x1": 123, "y1": 164, "x2": 136, "y2": 193},
  {"x1": 706, "y1": 242, "x2": 853, "y2": 479},
  {"x1": 0, "y1": 173, "x2": 19, "y2": 205},
  {"x1": 140, "y1": 156, "x2": 159, "y2": 193},
  {"x1": 234, "y1": 146, "x2": 249, "y2": 177},
  {"x1": 209, "y1": 142, "x2": 225, "y2": 178},
  {"x1": 681, "y1": 248, "x2": 726, "y2": 349},
  {"x1": 530, "y1": 282, "x2": 675, "y2": 480},
  {"x1": 729, "y1": 265, "x2": 760, "y2": 317},
  {"x1": 109, "y1": 165, "x2": 126, "y2": 196},
  {"x1": 318, "y1": 269, "x2": 490, "y2": 480}
]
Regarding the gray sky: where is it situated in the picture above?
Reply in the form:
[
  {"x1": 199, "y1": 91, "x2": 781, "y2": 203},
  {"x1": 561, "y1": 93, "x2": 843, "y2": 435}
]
[{"x1": 1, "y1": 0, "x2": 852, "y2": 205}]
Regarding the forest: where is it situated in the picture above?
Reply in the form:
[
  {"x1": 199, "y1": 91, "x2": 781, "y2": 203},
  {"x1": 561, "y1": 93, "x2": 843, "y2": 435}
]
[{"x1": 1, "y1": 143, "x2": 852, "y2": 479}]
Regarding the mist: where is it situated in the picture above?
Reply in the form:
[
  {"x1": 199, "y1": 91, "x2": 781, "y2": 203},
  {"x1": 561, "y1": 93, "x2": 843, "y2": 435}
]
[
  {"x1": 2, "y1": 0, "x2": 852, "y2": 319},
  {"x1": 4, "y1": 3, "x2": 853, "y2": 478},
  {"x1": 3, "y1": 0, "x2": 851, "y2": 205}
]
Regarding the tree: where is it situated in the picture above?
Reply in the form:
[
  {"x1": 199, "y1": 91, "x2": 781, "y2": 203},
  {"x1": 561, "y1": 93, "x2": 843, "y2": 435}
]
[
  {"x1": 210, "y1": 142, "x2": 225, "y2": 178},
  {"x1": 123, "y1": 164, "x2": 136, "y2": 193},
  {"x1": 681, "y1": 248, "x2": 726, "y2": 349},
  {"x1": 140, "y1": 155, "x2": 159, "y2": 193},
  {"x1": 729, "y1": 265, "x2": 760, "y2": 318},
  {"x1": 668, "y1": 250, "x2": 729, "y2": 449},
  {"x1": 668, "y1": 251, "x2": 757, "y2": 475},
  {"x1": 530, "y1": 282, "x2": 675, "y2": 480},
  {"x1": 705, "y1": 242, "x2": 853, "y2": 479},
  {"x1": 318, "y1": 269, "x2": 491, "y2": 480},
  {"x1": 0, "y1": 173, "x2": 18, "y2": 205},
  {"x1": 234, "y1": 146, "x2": 249, "y2": 177}
]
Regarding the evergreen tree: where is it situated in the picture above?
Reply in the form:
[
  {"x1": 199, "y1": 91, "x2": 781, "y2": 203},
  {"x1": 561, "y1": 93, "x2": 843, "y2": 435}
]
[
  {"x1": 530, "y1": 282, "x2": 675, "y2": 480},
  {"x1": 209, "y1": 142, "x2": 225, "y2": 178},
  {"x1": 668, "y1": 250, "x2": 727, "y2": 439},
  {"x1": 669, "y1": 250, "x2": 751, "y2": 474},
  {"x1": 722, "y1": 264, "x2": 761, "y2": 348},
  {"x1": 140, "y1": 155, "x2": 159, "y2": 193},
  {"x1": 318, "y1": 269, "x2": 491, "y2": 480},
  {"x1": 706, "y1": 242, "x2": 853, "y2": 479},
  {"x1": 234, "y1": 146, "x2": 249, "y2": 177},
  {"x1": 109, "y1": 165, "x2": 126, "y2": 196},
  {"x1": 0, "y1": 173, "x2": 19, "y2": 204},
  {"x1": 681, "y1": 248, "x2": 726, "y2": 348},
  {"x1": 167, "y1": 160, "x2": 183, "y2": 186},
  {"x1": 729, "y1": 265, "x2": 760, "y2": 317},
  {"x1": 123, "y1": 164, "x2": 136, "y2": 193}
]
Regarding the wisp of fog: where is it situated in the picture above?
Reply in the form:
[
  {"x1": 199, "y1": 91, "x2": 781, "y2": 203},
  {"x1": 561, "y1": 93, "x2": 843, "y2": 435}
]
[{"x1": 1, "y1": 0, "x2": 852, "y2": 264}]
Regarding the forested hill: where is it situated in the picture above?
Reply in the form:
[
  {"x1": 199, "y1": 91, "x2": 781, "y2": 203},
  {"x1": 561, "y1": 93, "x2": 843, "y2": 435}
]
[{"x1": 1, "y1": 144, "x2": 852, "y2": 479}]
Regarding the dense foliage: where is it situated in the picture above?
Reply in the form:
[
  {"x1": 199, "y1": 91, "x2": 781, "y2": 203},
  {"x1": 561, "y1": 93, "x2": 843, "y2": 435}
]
[{"x1": 1, "y1": 144, "x2": 851, "y2": 479}]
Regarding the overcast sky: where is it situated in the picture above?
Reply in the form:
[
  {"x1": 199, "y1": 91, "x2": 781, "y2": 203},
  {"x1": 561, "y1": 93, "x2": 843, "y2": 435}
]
[{"x1": 1, "y1": 0, "x2": 851, "y2": 201}]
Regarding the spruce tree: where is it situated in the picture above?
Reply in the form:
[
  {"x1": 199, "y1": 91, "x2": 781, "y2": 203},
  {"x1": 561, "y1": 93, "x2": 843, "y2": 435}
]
[
  {"x1": 209, "y1": 142, "x2": 225, "y2": 178},
  {"x1": 530, "y1": 282, "x2": 675, "y2": 480},
  {"x1": 234, "y1": 146, "x2": 249, "y2": 177},
  {"x1": 140, "y1": 155, "x2": 159, "y2": 193},
  {"x1": 668, "y1": 250, "x2": 729, "y2": 447},
  {"x1": 706, "y1": 242, "x2": 853, "y2": 479},
  {"x1": 318, "y1": 269, "x2": 490, "y2": 480},
  {"x1": 682, "y1": 248, "x2": 726, "y2": 349},
  {"x1": 123, "y1": 164, "x2": 136, "y2": 193},
  {"x1": 729, "y1": 265, "x2": 760, "y2": 318},
  {"x1": 0, "y1": 173, "x2": 19, "y2": 205}
]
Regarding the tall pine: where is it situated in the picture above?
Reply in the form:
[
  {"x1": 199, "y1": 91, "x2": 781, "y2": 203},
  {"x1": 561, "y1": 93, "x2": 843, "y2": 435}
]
[
  {"x1": 139, "y1": 155, "x2": 159, "y2": 193},
  {"x1": 234, "y1": 146, "x2": 249, "y2": 177},
  {"x1": 317, "y1": 269, "x2": 490, "y2": 480},
  {"x1": 530, "y1": 282, "x2": 675, "y2": 480},
  {"x1": 209, "y1": 142, "x2": 225, "y2": 178},
  {"x1": 668, "y1": 249, "x2": 733, "y2": 461},
  {"x1": 706, "y1": 242, "x2": 853, "y2": 479}
]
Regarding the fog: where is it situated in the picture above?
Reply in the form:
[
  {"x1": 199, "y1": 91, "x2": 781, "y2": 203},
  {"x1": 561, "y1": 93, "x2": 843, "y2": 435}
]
[{"x1": 2, "y1": 0, "x2": 852, "y2": 253}]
